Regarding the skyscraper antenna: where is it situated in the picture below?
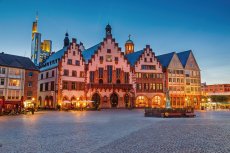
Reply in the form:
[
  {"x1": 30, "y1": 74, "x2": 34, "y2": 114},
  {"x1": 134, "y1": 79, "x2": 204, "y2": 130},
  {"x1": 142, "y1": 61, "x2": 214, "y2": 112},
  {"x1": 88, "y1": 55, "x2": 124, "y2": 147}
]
[{"x1": 36, "y1": 11, "x2": 38, "y2": 21}]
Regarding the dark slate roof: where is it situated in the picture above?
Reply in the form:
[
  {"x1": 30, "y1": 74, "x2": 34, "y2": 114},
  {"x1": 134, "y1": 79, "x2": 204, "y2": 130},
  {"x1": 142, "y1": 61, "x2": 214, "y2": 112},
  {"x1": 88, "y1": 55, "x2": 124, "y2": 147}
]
[
  {"x1": 0, "y1": 53, "x2": 38, "y2": 70},
  {"x1": 125, "y1": 50, "x2": 144, "y2": 66},
  {"x1": 40, "y1": 46, "x2": 68, "y2": 71},
  {"x1": 82, "y1": 43, "x2": 101, "y2": 64},
  {"x1": 156, "y1": 52, "x2": 175, "y2": 68},
  {"x1": 177, "y1": 50, "x2": 192, "y2": 67}
]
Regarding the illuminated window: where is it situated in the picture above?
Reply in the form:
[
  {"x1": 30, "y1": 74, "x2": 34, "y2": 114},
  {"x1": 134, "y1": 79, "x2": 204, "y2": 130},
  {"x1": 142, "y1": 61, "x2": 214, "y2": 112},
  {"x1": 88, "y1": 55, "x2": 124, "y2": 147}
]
[
  {"x1": 154, "y1": 96, "x2": 161, "y2": 105},
  {"x1": 7, "y1": 90, "x2": 20, "y2": 100},
  {"x1": 9, "y1": 79, "x2": 20, "y2": 87}
]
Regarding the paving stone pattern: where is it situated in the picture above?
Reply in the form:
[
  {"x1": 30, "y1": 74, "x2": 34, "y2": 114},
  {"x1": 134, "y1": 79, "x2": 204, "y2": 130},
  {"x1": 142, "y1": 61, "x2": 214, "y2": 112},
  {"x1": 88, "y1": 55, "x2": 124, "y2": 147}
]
[{"x1": 0, "y1": 110, "x2": 229, "y2": 153}]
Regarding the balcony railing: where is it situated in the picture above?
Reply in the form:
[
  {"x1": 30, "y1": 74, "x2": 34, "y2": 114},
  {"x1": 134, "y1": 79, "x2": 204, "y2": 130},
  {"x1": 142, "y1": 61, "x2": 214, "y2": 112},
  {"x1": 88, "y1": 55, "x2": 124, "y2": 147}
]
[{"x1": 87, "y1": 83, "x2": 133, "y2": 90}]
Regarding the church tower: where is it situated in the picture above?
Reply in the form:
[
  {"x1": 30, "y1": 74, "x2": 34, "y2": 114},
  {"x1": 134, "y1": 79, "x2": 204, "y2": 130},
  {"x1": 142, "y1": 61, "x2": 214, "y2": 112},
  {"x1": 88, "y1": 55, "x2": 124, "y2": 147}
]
[
  {"x1": 31, "y1": 14, "x2": 41, "y2": 66},
  {"x1": 125, "y1": 35, "x2": 134, "y2": 55}
]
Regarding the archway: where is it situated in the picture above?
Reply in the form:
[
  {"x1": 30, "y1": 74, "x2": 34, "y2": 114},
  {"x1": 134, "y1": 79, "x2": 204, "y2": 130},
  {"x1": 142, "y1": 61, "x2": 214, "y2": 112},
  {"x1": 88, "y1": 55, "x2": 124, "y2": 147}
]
[
  {"x1": 110, "y1": 93, "x2": 119, "y2": 108},
  {"x1": 92, "y1": 93, "x2": 100, "y2": 109},
  {"x1": 135, "y1": 96, "x2": 148, "y2": 108},
  {"x1": 124, "y1": 94, "x2": 129, "y2": 108},
  {"x1": 116, "y1": 79, "x2": 121, "y2": 84}
]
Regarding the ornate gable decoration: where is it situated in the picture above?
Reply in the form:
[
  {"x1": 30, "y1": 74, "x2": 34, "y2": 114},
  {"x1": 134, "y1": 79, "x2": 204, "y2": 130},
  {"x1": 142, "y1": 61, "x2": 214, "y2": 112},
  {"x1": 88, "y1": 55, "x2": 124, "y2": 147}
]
[
  {"x1": 134, "y1": 45, "x2": 162, "y2": 71},
  {"x1": 87, "y1": 36, "x2": 130, "y2": 67}
]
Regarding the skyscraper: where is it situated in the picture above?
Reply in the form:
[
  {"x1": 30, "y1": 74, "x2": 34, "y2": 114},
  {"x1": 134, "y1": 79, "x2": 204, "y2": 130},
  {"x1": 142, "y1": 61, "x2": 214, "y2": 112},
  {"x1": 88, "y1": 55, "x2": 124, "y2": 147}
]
[{"x1": 31, "y1": 14, "x2": 52, "y2": 65}]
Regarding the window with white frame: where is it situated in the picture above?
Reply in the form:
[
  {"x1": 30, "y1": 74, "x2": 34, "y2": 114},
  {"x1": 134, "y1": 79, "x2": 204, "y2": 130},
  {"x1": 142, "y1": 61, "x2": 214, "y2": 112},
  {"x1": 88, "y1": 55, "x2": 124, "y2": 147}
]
[
  {"x1": 9, "y1": 68, "x2": 20, "y2": 76},
  {"x1": 7, "y1": 90, "x2": 20, "y2": 100},
  {"x1": 0, "y1": 67, "x2": 6, "y2": 74}
]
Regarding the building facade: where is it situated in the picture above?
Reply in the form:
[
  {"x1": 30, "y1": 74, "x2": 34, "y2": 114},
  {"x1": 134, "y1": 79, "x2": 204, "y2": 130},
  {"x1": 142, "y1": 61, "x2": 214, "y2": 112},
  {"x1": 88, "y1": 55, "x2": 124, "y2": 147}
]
[
  {"x1": 178, "y1": 51, "x2": 201, "y2": 109},
  {"x1": 201, "y1": 83, "x2": 230, "y2": 96},
  {"x1": 0, "y1": 53, "x2": 39, "y2": 112},
  {"x1": 38, "y1": 35, "x2": 86, "y2": 108},
  {"x1": 37, "y1": 25, "x2": 202, "y2": 109},
  {"x1": 126, "y1": 45, "x2": 164, "y2": 108},
  {"x1": 157, "y1": 52, "x2": 186, "y2": 108}
]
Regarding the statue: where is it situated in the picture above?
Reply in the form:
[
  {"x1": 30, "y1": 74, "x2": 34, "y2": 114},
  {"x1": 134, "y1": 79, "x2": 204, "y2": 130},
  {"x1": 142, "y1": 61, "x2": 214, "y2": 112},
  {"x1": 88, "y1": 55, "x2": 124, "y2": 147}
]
[{"x1": 165, "y1": 89, "x2": 171, "y2": 109}]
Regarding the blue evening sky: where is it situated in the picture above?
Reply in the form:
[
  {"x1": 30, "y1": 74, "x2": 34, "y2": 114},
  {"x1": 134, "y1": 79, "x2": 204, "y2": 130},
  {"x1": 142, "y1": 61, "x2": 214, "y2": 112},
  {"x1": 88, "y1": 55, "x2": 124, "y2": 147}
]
[{"x1": 0, "y1": 0, "x2": 230, "y2": 84}]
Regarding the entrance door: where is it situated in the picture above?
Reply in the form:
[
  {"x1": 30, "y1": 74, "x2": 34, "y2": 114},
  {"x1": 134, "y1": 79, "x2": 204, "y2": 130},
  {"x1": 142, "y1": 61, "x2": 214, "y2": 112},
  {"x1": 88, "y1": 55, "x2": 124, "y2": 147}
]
[
  {"x1": 110, "y1": 93, "x2": 118, "y2": 108},
  {"x1": 92, "y1": 93, "x2": 100, "y2": 109}
]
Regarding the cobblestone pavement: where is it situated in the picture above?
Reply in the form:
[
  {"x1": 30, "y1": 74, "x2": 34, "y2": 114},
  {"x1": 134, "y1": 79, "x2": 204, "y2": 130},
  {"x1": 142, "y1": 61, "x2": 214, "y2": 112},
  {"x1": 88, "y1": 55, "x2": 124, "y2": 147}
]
[{"x1": 0, "y1": 110, "x2": 229, "y2": 153}]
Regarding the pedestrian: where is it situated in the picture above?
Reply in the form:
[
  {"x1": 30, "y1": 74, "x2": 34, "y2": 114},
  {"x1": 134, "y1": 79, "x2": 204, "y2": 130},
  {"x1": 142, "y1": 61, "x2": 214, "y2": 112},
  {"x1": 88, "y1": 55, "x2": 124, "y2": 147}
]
[{"x1": 31, "y1": 107, "x2": 34, "y2": 115}]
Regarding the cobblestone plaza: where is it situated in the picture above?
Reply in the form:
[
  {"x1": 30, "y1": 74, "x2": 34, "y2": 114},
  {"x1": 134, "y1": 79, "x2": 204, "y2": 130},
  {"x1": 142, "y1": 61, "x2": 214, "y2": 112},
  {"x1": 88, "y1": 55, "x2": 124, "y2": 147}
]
[{"x1": 0, "y1": 110, "x2": 229, "y2": 153}]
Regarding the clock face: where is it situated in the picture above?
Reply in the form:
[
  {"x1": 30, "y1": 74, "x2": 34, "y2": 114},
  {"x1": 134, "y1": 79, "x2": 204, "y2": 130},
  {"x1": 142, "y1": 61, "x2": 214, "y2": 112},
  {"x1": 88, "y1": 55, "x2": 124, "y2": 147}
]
[{"x1": 106, "y1": 55, "x2": 112, "y2": 62}]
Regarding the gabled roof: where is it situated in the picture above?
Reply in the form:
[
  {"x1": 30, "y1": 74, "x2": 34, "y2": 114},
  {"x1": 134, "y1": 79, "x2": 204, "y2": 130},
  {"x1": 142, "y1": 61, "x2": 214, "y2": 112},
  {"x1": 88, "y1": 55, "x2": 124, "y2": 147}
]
[
  {"x1": 82, "y1": 43, "x2": 101, "y2": 64},
  {"x1": 125, "y1": 50, "x2": 144, "y2": 66},
  {"x1": 177, "y1": 50, "x2": 192, "y2": 67},
  {"x1": 40, "y1": 46, "x2": 68, "y2": 71},
  {"x1": 156, "y1": 52, "x2": 175, "y2": 68},
  {"x1": 0, "y1": 53, "x2": 38, "y2": 71}
]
